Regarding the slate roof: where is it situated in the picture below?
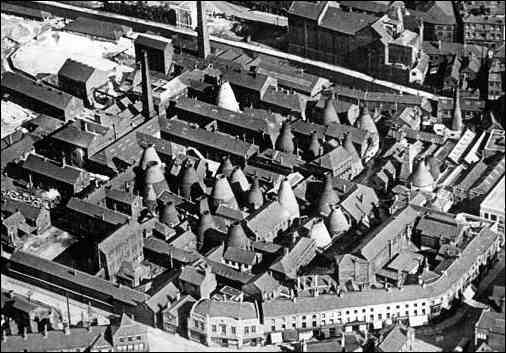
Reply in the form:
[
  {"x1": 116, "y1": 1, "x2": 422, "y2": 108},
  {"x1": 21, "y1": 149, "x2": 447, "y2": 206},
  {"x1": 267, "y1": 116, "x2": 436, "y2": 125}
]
[
  {"x1": 105, "y1": 189, "x2": 138, "y2": 205},
  {"x1": 22, "y1": 154, "x2": 86, "y2": 185},
  {"x1": 144, "y1": 237, "x2": 200, "y2": 264},
  {"x1": 1, "y1": 134, "x2": 37, "y2": 170},
  {"x1": 311, "y1": 146, "x2": 353, "y2": 171},
  {"x1": 319, "y1": 6, "x2": 378, "y2": 35},
  {"x1": 135, "y1": 34, "x2": 172, "y2": 51},
  {"x1": 179, "y1": 266, "x2": 206, "y2": 286},
  {"x1": 339, "y1": 1, "x2": 390, "y2": 14},
  {"x1": 58, "y1": 59, "x2": 101, "y2": 83},
  {"x1": 1, "y1": 2, "x2": 52, "y2": 20},
  {"x1": 64, "y1": 17, "x2": 132, "y2": 41},
  {"x1": 287, "y1": 1, "x2": 327, "y2": 20},
  {"x1": 51, "y1": 124, "x2": 101, "y2": 149},
  {"x1": 222, "y1": 68, "x2": 271, "y2": 93},
  {"x1": 378, "y1": 325, "x2": 407, "y2": 352},
  {"x1": 223, "y1": 247, "x2": 256, "y2": 265},
  {"x1": 67, "y1": 198, "x2": 129, "y2": 227},
  {"x1": 242, "y1": 272, "x2": 281, "y2": 296},
  {"x1": 246, "y1": 201, "x2": 291, "y2": 240},
  {"x1": 2, "y1": 72, "x2": 79, "y2": 111},
  {"x1": 269, "y1": 237, "x2": 318, "y2": 278},
  {"x1": 353, "y1": 205, "x2": 421, "y2": 261},
  {"x1": 340, "y1": 183, "x2": 379, "y2": 223},
  {"x1": 160, "y1": 118, "x2": 259, "y2": 159},
  {"x1": 205, "y1": 259, "x2": 254, "y2": 284},
  {"x1": 416, "y1": 212, "x2": 462, "y2": 240},
  {"x1": 1, "y1": 198, "x2": 44, "y2": 222},
  {"x1": 291, "y1": 119, "x2": 369, "y2": 146},
  {"x1": 193, "y1": 298, "x2": 258, "y2": 320},
  {"x1": 8, "y1": 251, "x2": 148, "y2": 306},
  {"x1": 262, "y1": 87, "x2": 306, "y2": 113}
]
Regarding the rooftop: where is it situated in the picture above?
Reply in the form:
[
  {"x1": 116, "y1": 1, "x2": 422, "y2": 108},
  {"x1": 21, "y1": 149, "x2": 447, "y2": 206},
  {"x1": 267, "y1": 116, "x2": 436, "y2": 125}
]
[
  {"x1": 22, "y1": 154, "x2": 87, "y2": 186},
  {"x1": 2, "y1": 72, "x2": 79, "y2": 111},
  {"x1": 8, "y1": 251, "x2": 148, "y2": 306},
  {"x1": 193, "y1": 298, "x2": 258, "y2": 320}
]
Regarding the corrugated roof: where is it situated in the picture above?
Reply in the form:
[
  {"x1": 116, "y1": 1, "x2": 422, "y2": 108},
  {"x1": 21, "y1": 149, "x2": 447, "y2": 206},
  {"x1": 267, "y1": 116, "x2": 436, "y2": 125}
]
[{"x1": 288, "y1": 1, "x2": 327, "y2": 20}]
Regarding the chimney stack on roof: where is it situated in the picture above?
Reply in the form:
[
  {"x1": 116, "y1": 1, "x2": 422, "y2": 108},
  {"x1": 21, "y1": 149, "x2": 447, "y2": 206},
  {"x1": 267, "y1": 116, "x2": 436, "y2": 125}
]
[
  {"x1": 197, "y1": 1, "x2": 210, "y2": 59},
  {"x1": 197, "y1": 210, "x2": 215, "y2": 251},
  {"x1": 278, "y1": 177, "x2": 299, "y2": 219},
  {"x1": 275, "y1": 122, "x2": 295, "y2": 154},
  {"x1": 317, "y1": 174, "x2": 340, "y2": 216},
  {"x1": 246, "y1": 176, "x2": 264, "y2": 210},
  {"x1": 180, "y1": 161, "x2": 199, "y2": 200},
  {"x1": 141, "y1": 50, "x2": 155, "y2": 119}
]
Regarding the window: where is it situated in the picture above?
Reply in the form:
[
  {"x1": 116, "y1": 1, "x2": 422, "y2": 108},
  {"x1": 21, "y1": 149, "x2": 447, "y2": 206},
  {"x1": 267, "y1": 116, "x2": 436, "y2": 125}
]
[
  {"x1": 396, "y1": 305, "x2": 400, "y2": 309},
  {"x1": 212, "y1": 325, "x2": 217, "y2": 332},
  {"x1": 321, "y1": 313, "x2": 325, "y2": 318},
  {"x1": 194, "y1": 320, "x2": 199, "y2": 328},
  {"x1": 362, "y1": 309, "x2": 366, "y2": 313},
  {"x1": 414, "y1": 303, "x2": 417, "y2": 307},
  {"x1": 128, "y1": 337, "x2": 133, "y2": 342},
  {"x1": 386, "y1": 306, "x2": 390, "y2": 310},
  {"x1": 345, "y1": 311, "x2": 350, "y2": 315},
  {"x1": 119, "y1": 338, "x2": 125, "y2": 343},
  {"x1": 221, "y1": 324, "x2": 226, "y2": 335},
  {"x1": 292, "y1": 323, "x2": 296, "y2": 328},
  {"x1": 302, "y1": 322, "x2": 307, "y2": 328},
  {"x1": 312, "y1": 321, "x2": 317, "y2": 327},
  {"x1": 302, "y1": 316, "x2": 306, "y2": 320},
  {"x1": 414, "y1": 310, "x2": 418, "y2": 316},
  {"x1": 231, "y1": 326, "x2": 236, "y2": 335},
  {"x1": 271, "y1": 325, "x2": 275, "y2": 331},
  {"x1": 405, "y1": 311, "x2": 409, "y2": 316},
  {"x1": 370, "y1": 314, "x2": 374, "y2": 320},
  {"x1": 491, "y1": 214, "x2": 497, "y2": 221},
  {"x1": 370, "y1": 308, "x2": 374, "y2": 311},
  {"x1": 405, "y1": 304, "x2": 409, "y2": 308}
]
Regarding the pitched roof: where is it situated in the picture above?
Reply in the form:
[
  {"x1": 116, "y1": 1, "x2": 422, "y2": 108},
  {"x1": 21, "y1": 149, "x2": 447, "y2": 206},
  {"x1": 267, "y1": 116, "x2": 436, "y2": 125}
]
[
  {"x1": 22, "y1": 154, "x2": 86, "y2": 186},
  {"x1": 288, "y1": 1, "x2": 328, "y2": 20},
  {"x1": 2, "y1": 72, "x2": 78, "y2": 111},
  {"x1": 193, "y1": 298, "x2": 258, "y2": 320},
  {"x1": 354, "y1": 205, "x2": 421, "y2": 260},
  {"x1": 134, "y1": 34, "x2": 172, "y2": 51},
  {"x1": 245, "y1": 200, "x2": 291, "y2": 239},
  {"x1": 64, "y1": 16, "x2": 132, "y2": 41},
  {"x1": 223, "y1": 247, "x2": 256, "y2": 265},
  {"x1": 319, "y1": 6, "x2": 378, "y2": 35},
  {"x1": 58, "y1": 58, "x2": 102, "y2": 83},
  {"x1": 242, "y1": 272, "x2": 281, "y2": 296},
  {"x1": 378, "y1": 325, "x2": 407, "y2": 352},
  {"x1": 311, "y1": 146, "x2": 353, "y2": 172},
  {"x1": 160, "y1": 118, "x2": 259, "y2": 159},
  {"x1": 269, "y1": 237, "x2": 318, "y2": 278},
  {"x1": 1, "y1": 198, "x2": 44, "y2": 222},
  {"x1": 8, "y1": 251, "x2": 148, "y2": 306},
  {"x1": 67, "y1": 198, "x2": 129, "y2": 227}
]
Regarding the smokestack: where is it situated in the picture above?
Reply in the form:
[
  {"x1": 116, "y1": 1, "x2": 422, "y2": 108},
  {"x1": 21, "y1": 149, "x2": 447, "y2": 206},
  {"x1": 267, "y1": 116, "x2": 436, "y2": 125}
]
[
  {"x1": 141, "y1": 50, "x2": 155, "y2": 119},
  {"x1": 197, "y1": 2, "x2": 210, "y2": 59}
]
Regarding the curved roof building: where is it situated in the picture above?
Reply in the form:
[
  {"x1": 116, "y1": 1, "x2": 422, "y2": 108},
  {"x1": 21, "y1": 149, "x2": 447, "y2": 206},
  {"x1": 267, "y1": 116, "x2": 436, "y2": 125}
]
[
  {"x1": 278, "y1": 177, "x2": 299, "y2": 219},
  {"x1": 322, "y1": 95, "x2": 340, "y2": 125},
  {"x1": 145, "y1": 163, "x2": 166, "y2": 185},
  {"x1": 246, "y1": 176, "x2": 264, "y2": 210},
  {"x1": 327, "y1": 205, "x2": 350, "y2": 235},
  {"x1": 411, "y1": 158, "x2": 434, "y2": 192},
  {"x1": 227, "y1": 222, "x2": 251, "y2": 250},
  {"x1": 211, "y1": 174, "x2": 239, "y2": 210},
  {"x1": 217, "y1": 155, "x2": 234, "y2": 178},
  {"x1": 140, "y1": 144, "x2": 162, "y2": 171},
  {"x1": 355, "y1": 106, "x2": 378, "y2": 136},
  {"x1": 230, "y1": 167, "x2": 250, "y2": 194},
  {"x1": 197, "y1": 210, "x2": 216, "y2": 250},
  {"x1": 308, "y1": 131, "x2": 322, "y2": 159},
  {"x1": 160, "y1": 201, "x2": 180, "y2": 226},
  {"x1": 310, "y1": 218, "x2": 332, "y2": 249},
  {"x1": 275, "y1": 122, "x2": 295, "y2": 154},
  {"x1": 180, "y1": 161, "x2": 199, "y2": 199},
  {"x1": 217, "y1": 80, "x2": 240, "y2": 113},
  {"x1": 317, "y1": 174, "x2": 340, "y2": 216}
]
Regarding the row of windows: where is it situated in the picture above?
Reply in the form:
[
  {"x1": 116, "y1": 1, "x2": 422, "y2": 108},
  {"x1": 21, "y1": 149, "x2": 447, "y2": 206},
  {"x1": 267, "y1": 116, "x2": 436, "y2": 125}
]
[
  {"x1": 211, "y1": 324, "x2": 257, "y2": 336},
  {"x1": 118, "y1": 336, "x2": 142, "y2": 343},
  {"x1": 116, "y1": 343, "x2": 145, "y2": 351}
]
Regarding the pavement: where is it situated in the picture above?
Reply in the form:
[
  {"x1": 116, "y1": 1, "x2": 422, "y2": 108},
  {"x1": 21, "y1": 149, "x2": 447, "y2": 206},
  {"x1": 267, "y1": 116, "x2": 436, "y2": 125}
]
[
  {"x1": 147, "y1": 328, "x2": 281, "y2": 352},
  {"x1": 415, "y1": 248, "x2": 505, "y2": 351}
]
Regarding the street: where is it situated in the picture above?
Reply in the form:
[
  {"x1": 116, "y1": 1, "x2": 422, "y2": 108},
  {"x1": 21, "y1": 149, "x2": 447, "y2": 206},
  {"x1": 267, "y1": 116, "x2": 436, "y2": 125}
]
[{"x1": 416, "y1": 248, "x2": 505, "y2": 351}]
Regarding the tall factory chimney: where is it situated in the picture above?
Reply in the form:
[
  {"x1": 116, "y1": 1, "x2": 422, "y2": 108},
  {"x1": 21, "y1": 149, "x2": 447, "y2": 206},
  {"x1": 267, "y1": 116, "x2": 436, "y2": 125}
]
[
  {"x1": 197, "y1": 1, "x2": 210, "y2": 59},
  {"x1": 141, "y1": 50, "x2": 155, "y2": 119}
]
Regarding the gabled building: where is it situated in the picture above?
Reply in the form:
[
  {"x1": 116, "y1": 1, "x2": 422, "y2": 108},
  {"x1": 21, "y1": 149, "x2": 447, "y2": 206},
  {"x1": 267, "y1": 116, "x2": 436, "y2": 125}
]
[{"x1": 57, "y1": 59, "x2": 109, "y2": 106}]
